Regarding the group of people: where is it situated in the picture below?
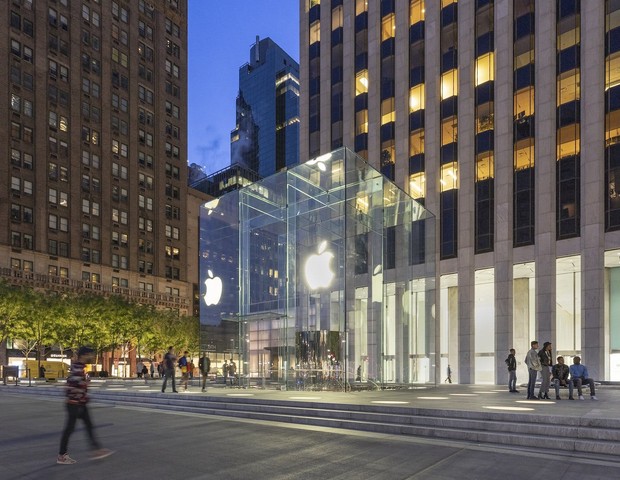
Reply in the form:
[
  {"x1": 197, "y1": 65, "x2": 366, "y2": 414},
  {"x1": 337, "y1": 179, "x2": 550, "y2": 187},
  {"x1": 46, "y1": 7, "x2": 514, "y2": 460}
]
[{"x1": 506, "y1": 341, "x2": 598, "y2": 401}]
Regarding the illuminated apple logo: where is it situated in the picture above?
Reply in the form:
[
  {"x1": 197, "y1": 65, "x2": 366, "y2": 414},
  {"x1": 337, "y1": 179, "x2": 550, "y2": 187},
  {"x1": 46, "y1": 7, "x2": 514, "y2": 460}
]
[
  {"x1": 304, "y1": 241, "x2": 335, "y2": 290},
  {"x1": 203, "y1": 269, "x2": 223, "y2": 306}
]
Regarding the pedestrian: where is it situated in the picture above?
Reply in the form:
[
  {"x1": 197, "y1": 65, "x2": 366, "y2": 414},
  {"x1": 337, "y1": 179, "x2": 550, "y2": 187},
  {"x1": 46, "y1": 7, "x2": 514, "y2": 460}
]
[
  {"x1": 524, "y1": 340, "x2": 542, "y2": 400},
  {"x1": 136, "y1": 360, "x2": 144, "y2": 379},
  {"x1": 188, "y1": 359, "x2": 195, "y2": 379},
  {"x1": 141, "y1": 364, "x2": 148, "y2": 383},
  {"x1": 150, "y1": 362, "x2": 155, "y2": 379},
  {"x1": 178, "y1": 351, "x2": 189, "y2": 391},
  {"x1": 157, "y1": 362, "x2": 163, "y2": 378},
  {"x1": 505, "y1": 348, "x2": 518, "y2": 393},
  {"x1": 537, "y1": 342, "x2": 553, "y2": 399},
  {"x1": 39, "y1": 365, "x2": 46, "y2": 379},
  {"x1": 199, "y1": 352, "x2": 211, "y2": 392},
  {"x1": 222, "y1": 360, "x2": 229, "y2": 387},
  {"x1": 161, "y1": 346, "x2": 178, "y2": 393},
  {"x1": 228, "y1": 359, "x2": 237, "y2": 387},
  {"x1": 57, "y1": 347, "x2": 114, "y2": 464},
  {"x1": 444, "y1": 365, "x2": 452, "y2": 383},
  {"x1": 569, "y1": 356, "x2": 598, "y2": 401}
]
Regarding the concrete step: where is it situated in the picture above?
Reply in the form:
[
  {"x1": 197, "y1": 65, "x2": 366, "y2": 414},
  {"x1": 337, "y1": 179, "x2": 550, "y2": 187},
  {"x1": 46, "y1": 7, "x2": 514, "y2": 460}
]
[{"x1": 6, "y1": 386, "x2": 620, "y2": 460}]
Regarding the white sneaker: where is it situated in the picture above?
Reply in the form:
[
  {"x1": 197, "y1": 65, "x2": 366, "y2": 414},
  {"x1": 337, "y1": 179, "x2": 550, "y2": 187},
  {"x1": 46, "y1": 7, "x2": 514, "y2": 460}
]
[
  {"x1": 57, "y1": 454, "x2": 77, "y2": 465},
  {"x1": 579, "y1": 395, "x2": 585, "y2": 400},
  {"x1": 591, "y1": 396, "x2": 598, "y2": 401}
]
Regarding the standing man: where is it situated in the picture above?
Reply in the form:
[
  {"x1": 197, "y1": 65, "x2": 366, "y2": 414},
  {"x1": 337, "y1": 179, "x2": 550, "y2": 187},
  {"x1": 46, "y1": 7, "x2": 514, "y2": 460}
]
[
  {"x1": 228, "y1": 359, "x2": 237, "y2": 387},
  {"x1": 505, "y1": 348, "x2": 518, "y2": 393},
  {"x1": 569, "y1": 356, "x2": 598, "y2": 401},
  {"x1": 537, "y1": 342, "x2": 553, "y2": 399},
  {"x1": 178, "y1": 351, "x2": 189, "y2": 391},
  {"x1": 524, "y1": 340, "x2": 541, "y2": 400},
  {"x1": 199, "y1": 352, "x2": 211, "y2": 392},
  {"x1": 222, "y1": 359, "x2": 229, "y2": 387},
  {"x1": 161, "y1": 346, "x2": 178, "y2": 393},
  {"x1": 57, "y1": 347, "x2": 113, "y2": 464}
]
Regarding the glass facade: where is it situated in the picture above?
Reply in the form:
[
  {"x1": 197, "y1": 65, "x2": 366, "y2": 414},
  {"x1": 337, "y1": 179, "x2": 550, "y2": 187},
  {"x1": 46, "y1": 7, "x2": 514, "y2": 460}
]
[
  {"x1": 199, "y1": 148, "x2": 436, "y2": 390},
  {"x1": 232, "y1": 38, "x2": 299, "y2": 178}
]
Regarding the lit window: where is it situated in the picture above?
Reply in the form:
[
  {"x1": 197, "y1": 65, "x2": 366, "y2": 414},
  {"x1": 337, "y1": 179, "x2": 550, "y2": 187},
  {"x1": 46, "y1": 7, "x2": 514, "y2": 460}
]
[
  {"x1": 476, "y1": 152, "x2": 494, "y2": 181},
  {"x1": 441, "y1": 70, "x2": 458, "y2": 100},
  {"x1": 475, "y1": 53, "x2": 494, "y2": 86},
  {"x1": 409, "y1": 172, "x2": 425, "y2": 199},
  {"x1": 381, "y1": 98, "x2": 395, "y2": 125},
  {"x1": 440, "y1": 162, "x2": 458, "y2": 191},
  {"x1": 309, "y1": 21, "x2": 320, "y2": 44},
  {"x1": 410, "y1": 0, "x2": 425, "y2": 25},
  {"x1": 409, "y1": 84, "x2": 425, "y2": 112},
  {"x1": 381, "y1": 13, "x2": 395, "y2": 41},
  {"x1": 355, "y1": 70, "x2": 369, "y2": 95}
]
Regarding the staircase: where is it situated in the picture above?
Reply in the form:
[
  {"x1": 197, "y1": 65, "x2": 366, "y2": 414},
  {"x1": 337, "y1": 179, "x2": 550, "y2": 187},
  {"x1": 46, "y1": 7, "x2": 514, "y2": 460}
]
[{"x1": 9, "y1": 385, "x2": 620, "y2": 462}]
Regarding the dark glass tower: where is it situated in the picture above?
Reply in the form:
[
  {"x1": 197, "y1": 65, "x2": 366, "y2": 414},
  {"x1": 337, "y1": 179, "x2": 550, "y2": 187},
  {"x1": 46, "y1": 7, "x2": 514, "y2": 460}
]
[{"x1": 230, "y1": 37, "x2": 300, "y2": 178}]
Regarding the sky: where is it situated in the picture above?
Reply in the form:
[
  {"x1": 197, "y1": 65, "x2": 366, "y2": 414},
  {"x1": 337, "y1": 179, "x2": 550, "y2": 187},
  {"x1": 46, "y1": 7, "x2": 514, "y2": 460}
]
[{"x1": 187, "y1": 1, "x2": 300, "y2": 175}]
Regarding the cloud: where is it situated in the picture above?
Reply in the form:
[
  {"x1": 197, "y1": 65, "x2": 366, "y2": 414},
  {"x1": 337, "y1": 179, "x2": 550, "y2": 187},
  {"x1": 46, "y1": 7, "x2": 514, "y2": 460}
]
[{"x1": 190, "y1": 125, "x2": 231, "y2": 174}]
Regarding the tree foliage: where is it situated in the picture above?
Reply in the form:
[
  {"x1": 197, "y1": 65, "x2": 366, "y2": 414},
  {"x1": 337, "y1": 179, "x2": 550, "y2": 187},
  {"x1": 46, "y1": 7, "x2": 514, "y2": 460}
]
[{"x1": 0, "y1": 285, "x2": 199, "y2": 369}]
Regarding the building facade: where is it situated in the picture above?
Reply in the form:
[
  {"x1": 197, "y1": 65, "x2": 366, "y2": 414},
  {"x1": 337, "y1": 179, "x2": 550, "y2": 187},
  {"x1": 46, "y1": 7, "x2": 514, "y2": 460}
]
[
  {"x1": 230, "y1": 37, "x2": 300, "y2": 178},
  {"x1": 300, "y1": 0, "x2": 620, "y2": 383},
  {"x1": 0, "y1": 0, "x2": 191, "y2": 362}
]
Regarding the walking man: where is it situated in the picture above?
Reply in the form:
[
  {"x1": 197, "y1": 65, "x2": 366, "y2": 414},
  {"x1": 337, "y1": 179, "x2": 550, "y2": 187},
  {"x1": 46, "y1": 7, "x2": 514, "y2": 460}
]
[
  {"x1": 444, "y1": 365, "x2": 452, "y2": 383},
  {"x1": 199, "y1": 352, "x2": 211, "y2": 392},
  {"x1": 161, "y1": 346, "x2": 178, "y2": 393},
  {"x1": 178, "y1": 351, "x2": 189, "y2": 391},
  {"x1": 57, "y1": 347, "x2": 113, "y2": 464},
  {"x1": 524, "y1": 340, "x2": 541, "y2": 400}
]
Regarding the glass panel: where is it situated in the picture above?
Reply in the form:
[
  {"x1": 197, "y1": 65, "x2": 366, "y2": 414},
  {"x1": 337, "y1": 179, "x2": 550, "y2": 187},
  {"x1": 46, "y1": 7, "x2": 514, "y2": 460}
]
[
  {"x1": 556, "y1": 256, "x2": 581, "y2": 354},
  {"x1": 475, "y1": 268, "x2": 495, "y2": 384}
]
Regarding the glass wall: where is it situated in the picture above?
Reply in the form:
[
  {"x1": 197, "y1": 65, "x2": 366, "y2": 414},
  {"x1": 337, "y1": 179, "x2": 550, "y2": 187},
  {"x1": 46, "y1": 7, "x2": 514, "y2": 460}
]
[
  {"x1": 606, "y1": 249, "x2": 620, "y2": 379},
  {"x1": 513, "y1": 262, "x2": 535, "y2": 383},
  {"x1": 475, "y1": 268, "x2": 495, "y2": 383},
  {"x1": 200, "y1": 148, "x2": 436, "y2": 390},
  {"x1": 440, "y1": 273, "x2": 458, "y2": 383},
  {"x1": 556, "y1": 255, "x2": 581, "y2": 357}
]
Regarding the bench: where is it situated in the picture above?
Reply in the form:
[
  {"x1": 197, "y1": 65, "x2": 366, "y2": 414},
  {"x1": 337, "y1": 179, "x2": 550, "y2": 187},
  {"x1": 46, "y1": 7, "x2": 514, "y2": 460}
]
[{"x1": 2, "y1": 366, "x2": 19, "y2": 385}]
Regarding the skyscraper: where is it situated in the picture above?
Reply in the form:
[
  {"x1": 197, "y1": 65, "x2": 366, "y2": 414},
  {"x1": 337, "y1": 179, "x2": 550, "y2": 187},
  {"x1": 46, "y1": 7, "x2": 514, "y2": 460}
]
[
  {"x1": 230, "y1": 36, "x2": 300, "y2": 178},
  {"x1": 300, "y1": 0, "x2": 620, "y2": 383},
  {"x1": 0, "y1": 0, "x2": 190, "y2": 337}
]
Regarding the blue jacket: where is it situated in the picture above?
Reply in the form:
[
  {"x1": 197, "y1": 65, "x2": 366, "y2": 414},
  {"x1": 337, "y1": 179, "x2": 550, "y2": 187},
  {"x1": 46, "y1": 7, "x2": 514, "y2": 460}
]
[{"x1": 569, "y1": 364, "x2": 589, "y2": 379}]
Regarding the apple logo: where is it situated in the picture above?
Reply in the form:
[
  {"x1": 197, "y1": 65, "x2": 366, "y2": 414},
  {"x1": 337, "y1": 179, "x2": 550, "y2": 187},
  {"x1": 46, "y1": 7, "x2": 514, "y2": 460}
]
[
  {"x1": 304, "y1": 240, "x2": 335, "y2": 290},
  {"x1": 203, "y1": 269, "x2": 223, "y2": 306}
]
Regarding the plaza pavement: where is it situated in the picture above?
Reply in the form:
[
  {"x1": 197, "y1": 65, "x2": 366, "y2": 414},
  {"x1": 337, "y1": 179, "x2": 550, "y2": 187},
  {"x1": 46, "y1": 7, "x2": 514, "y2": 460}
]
[{"x1": 2, "y1": 379, "x2": 620, "y2": 479}]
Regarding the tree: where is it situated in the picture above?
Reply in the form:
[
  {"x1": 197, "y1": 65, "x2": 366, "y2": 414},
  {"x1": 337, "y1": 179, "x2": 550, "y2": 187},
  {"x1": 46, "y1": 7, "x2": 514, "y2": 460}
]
[{"x1": 0, "y1": 281, "x2": 35, "y2": 365}]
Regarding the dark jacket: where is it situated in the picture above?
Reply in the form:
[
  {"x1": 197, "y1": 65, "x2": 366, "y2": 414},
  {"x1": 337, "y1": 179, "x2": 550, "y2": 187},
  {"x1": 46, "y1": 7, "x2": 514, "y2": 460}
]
[
  {"x1": 538, "y1": 348, "x2": 552, "y2": 367},
  {"x1": 199, "y1": 356, "x2": 211, "y2": 374},
  {"x1": 505, "y1": 354, "x2": 517, "y2": 371},
  {"x1": 65, "y1": 361, "x2": 89, "y2": 405},
  {"x1": 552, "y1": 363, "x2": 570, "y2": 386}
]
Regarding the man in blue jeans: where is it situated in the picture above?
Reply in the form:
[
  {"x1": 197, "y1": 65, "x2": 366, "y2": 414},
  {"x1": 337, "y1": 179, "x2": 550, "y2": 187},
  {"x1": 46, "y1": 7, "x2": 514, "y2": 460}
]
[
  {"x1": 161, "y1": 346, "x2": 178, "y2": 393},
  {"x1": 569, "y1": 356, "x2": 598, "y2": 401},
  {"x1": 524, "y1": 340, "x2": 541, "y2": 400}
]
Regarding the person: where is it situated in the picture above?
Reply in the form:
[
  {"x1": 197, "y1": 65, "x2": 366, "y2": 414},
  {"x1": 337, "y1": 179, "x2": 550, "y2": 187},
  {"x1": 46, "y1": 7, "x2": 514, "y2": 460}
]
[
  {"x1": 39, "y1": 365, "x2": 46, "y2": 379},
  {"x1": 569, "y1": 356, "x2": 598, "y2": 401},
  {"x1": 537, "y1": 342, "x2": 553, "y2": 399},
  {"x1": 505, "y1": 349, "x2": 518, "y2": 393},
  {"x1": 444, "y1": 365, "x2": 452, "y2": 383},
  {"x1": 222, "y1": 360, "x2": 229, "y2": 387},
  {"x1": 57, "y1": 347, "x2": 113, "y2": 464},
  {"x1": 178, "y1": 351, "x2": 189, "y2": 391},
  {"x1": 356, "y1": 365, "x2": 361, "y2": 382},
  {"x1": 149, "y1": 362, "x2": 155, "y2": 379},
  {"x1": 551, "y1": 356, "x2": 573, "y2": 400},
  {"x1": 199, "y1": 353, "x2": 211, "y2": 392},
  {"x1": 161, "y1": 346, "x2": 178, "y2": 393},
  {"x1": 524, "y1": 340, "x2": 541, "y2": 400},
  {"x1": 141, "y1": 364, "x2": 148, "y2": 382},
  {"x1": 136, "y1": 360, "x2": 144, "y2": 379},
  {"x1": 188, "y1": 359, "x2": 195, "y2": 380},
  {"x1": 228, "y1": 359, "x2": 237, "y2": 387},
  {"x1": 157, "y1": 362, "x2": 163, "y2": 378}
]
